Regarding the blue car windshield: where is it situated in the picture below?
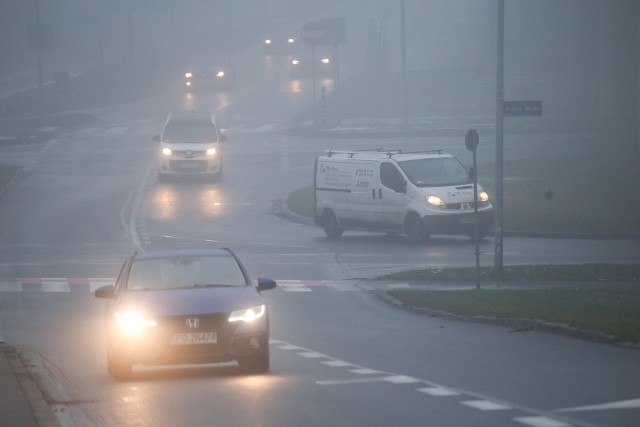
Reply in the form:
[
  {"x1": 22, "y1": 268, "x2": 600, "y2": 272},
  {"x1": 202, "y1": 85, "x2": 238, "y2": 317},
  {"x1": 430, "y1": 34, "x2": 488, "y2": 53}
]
[
  {"x1": 127, "y1": 256, "x2": 247, "y2": 291},
  {"x1": 398, "y1": 157, "x2": 471, "y2": 187}
]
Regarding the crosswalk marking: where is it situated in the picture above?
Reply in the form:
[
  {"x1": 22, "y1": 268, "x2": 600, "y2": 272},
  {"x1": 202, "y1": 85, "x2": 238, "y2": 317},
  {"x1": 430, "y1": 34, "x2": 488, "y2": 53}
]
[
  {"x1": 69, "y1": 121, "x2": 286, "y2": 139},
  {"x1": 0, "y1": 278, "x2": 362, "y2": 293}
]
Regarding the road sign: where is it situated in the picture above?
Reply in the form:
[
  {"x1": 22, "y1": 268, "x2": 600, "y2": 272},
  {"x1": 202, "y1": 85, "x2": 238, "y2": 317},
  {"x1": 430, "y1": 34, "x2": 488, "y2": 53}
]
[
  {"x1": 504, "y1": 100, "x2": 542, "y2": 116},
  {"x1": 465, "y1": 129, "x2": 479, "y2": 151},
  {"x1": 301, "y1": 21, "x2": 324, "y2": 47}
]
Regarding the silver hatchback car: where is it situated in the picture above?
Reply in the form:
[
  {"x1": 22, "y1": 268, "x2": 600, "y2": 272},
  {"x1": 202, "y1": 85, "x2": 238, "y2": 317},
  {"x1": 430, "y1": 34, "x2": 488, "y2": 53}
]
[{"x1": 154, "y1": 112, "x2": 227, "y2": 182}]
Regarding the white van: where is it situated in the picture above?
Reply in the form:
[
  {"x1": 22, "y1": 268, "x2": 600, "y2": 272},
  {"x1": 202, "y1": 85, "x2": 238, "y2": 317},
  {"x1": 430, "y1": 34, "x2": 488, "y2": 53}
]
[{"x1": 314, "y1": 149, "x2": 494, "y2": 241}]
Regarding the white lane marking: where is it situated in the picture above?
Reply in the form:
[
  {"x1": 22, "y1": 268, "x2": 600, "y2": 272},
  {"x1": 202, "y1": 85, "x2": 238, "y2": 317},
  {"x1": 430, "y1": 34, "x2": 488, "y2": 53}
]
[
  {"x1": 317, "y1": 377, "x2": 390, "y2": 386},
  {"x1": 388, "y1": 283, "x2": 412, "y2": 289},
  {"x1": 382, "y1": 375, "x2": 422, "y2": 384},
  {"x1": 276, "y1": 344, "x2": 302, "y2": 350},
  {"x1": 298, "y1": 351, "x2": 326, "y2": 358},
  {"x1": 556, "y1": 398, "x2": 640, "y2": 412},
  {"x1": 322, "y1": 360, "x2": 353, "y2": 367},
  {"x1": 462, "y1": 400, "x2": 511, "y2": 411},
  {"x1": 417, "y1": 387, "x2": 460, "y2": 397},
  {"x1": 279, "y1": 282, "x2": 311, "y2": 292},
  {"x1": 514, "y1": 416, "x2": 572, "y2": 427},
  {"x1": 273, "y1": 339, "x2": 576, "y2": 427},
  {"x1": 40, "y1": 126, "x2": 58, "y2": 132},
  {"x1": 42, "y1": 280, "x2": 70, "y2": 293},
  {"x1": 327, "y1": 283, "x2": 360, "y2": 291},
  {"x1": 349, "y1": 368, "x2": 383, "y2": 375}
]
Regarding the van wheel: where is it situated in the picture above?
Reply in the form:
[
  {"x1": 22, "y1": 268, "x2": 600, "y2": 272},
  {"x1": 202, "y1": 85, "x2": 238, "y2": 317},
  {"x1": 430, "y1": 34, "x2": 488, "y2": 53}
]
[
  {"x1": 322, "y1": 211, "x2": 343, "y2": 238},
  {"x1": 405, "y1": 214, "x2": 427, "y2": 242}
]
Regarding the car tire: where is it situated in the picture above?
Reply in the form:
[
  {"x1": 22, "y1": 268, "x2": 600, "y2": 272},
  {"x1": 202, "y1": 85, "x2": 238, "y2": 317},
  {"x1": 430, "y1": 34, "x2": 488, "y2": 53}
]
[
  {"x1": 322, "y1": 210, "x2": 343, "y2": 238},
  {"x1": 405, "y1": 214, "x2": 427, "y2": 243},
  {"x1": 238, "y1": 351, "x2": 269, "y2": 374}
]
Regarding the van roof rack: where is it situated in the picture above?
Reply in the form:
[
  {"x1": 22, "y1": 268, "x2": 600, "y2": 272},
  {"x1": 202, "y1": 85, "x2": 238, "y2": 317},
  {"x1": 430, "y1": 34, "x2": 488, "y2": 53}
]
[{"x1": 324, "y1": 148, "x2": 444, "y2": 158}]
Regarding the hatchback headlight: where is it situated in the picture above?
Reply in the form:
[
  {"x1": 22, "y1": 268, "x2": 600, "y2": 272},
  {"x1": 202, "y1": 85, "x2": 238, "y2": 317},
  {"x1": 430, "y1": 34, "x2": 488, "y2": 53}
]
[
  {"x1": 162, "y1": 147, "x2": 172, "y2": 156},
  {"x1": 206, "y1": 147, "x2": 217, "y2": 156},
  {"x1": 229, "y1": 305, "x2": 266, "y2": 323},
  {"x1": 292, "y1": 59, "x2": 300, "y2": 65},
  {"x1": 479, "y1": 191, "x2": 489, "y2": 202},
  {"x1": 216, "y1": 71, "x2": 225, "y2": 78},
  {"x1": 115, "y1": 311, "x2": 157, "y2": 334}
]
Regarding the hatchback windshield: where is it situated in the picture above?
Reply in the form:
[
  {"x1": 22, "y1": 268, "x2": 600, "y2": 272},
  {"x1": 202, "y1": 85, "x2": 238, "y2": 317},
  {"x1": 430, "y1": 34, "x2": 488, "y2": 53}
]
[
  {"x1": 127, "y1": 256, "x2": 247, "y2": 291},
  {"x1": 162, "y1": 123, "x2": 219, "y2": 143},
  {"x1": 398, "y1": 157, "x2": 471, "y2": 187}
]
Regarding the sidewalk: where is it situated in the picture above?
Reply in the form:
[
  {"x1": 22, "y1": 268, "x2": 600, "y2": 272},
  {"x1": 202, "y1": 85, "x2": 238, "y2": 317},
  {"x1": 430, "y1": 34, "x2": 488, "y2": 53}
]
[{"x1": 0, "y1": 341, "x2": 59, "y2": 427}]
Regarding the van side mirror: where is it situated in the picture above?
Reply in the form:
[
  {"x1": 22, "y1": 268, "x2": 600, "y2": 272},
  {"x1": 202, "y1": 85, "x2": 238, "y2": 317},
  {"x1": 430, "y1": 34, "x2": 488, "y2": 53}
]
[{"x1": 152, "y1": 134, "x2": 161, "y2": 142}]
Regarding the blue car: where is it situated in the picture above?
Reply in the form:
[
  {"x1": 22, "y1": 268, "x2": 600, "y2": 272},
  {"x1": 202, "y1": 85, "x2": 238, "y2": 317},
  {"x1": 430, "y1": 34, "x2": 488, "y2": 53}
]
[{"x1": 94, "y1": 248, "x2": 276, "y2": 380}]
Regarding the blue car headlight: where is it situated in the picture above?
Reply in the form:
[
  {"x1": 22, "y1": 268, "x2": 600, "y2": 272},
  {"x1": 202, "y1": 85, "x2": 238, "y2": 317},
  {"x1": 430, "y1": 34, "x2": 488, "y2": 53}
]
[{"x1": 228, "y1": 305, "x2": 266, "y2": 323}]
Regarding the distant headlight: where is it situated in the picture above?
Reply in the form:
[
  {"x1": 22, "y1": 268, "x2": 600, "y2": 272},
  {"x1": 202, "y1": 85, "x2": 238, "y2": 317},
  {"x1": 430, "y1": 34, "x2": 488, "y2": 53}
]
[
  {"x1": 185, "y1": 72, "x2": 192, "y2": 78},
  {"x1": 291, "y1": 59, "x2": 300, "y2": 65},
  {"x1": 287, "y1": 38, "x2": 294, "y2": 44},
  {"x1": 321, "y1": 58, "x2": 330, "y2": 64},
  {"x1": 427, "y1": 195, "x2": 445, "y2": 207},
  {"x1": 115, "y1": 311, "x2": 157, "y2": 334},
  {"x1": 265, "y1": 39, "x2": 272, "y2": 44},
  {"x1": 206, "y1": 147, "x2": 217, "y2": 156},
  {"x1": 229, "y1": 305, "x2": 266, "y2": 323},
  {"x1": 216, "y1": 71, "x2": 225, "y2": 78},
  {"x1": 479, "y1": 191, "x2": 489, "y2": 202},
  {"x1": 162, "y1": 147, "x2": 172, "y2": 156}
]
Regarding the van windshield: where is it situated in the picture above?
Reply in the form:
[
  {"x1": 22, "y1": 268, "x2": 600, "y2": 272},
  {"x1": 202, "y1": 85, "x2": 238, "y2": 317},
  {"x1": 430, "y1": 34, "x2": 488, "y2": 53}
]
[
  {"x1": 162, "y1": 123, "x2": 219, "y2": 143},
  {"x1": 398, "y1": 157, "x2": 471, "y2": 187}
]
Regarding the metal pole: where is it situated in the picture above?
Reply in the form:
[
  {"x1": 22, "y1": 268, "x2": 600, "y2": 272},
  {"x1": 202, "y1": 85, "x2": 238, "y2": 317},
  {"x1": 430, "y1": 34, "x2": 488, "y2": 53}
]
[
  {"x1": 494, "y1": 0, "x2": 505, "y2": 271},
  {"x1": 312, "y1": 45, "x2": 317, "y2": 126},
  {"x1": 473, "y1": 147, "x2": 480, "y2": 289},
  {"x1": 35, "y1": 0, "x2": 44, "y2": 118},
  {"x1": 400, "y1": 0, "x2": 409, "y2": 128}
]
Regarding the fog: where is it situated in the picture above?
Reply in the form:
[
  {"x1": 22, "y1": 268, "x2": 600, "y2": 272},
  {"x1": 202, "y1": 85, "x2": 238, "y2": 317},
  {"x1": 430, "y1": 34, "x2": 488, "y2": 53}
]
[{"x1": 0, "y1": 0, "x2": 638, "y2": 148}]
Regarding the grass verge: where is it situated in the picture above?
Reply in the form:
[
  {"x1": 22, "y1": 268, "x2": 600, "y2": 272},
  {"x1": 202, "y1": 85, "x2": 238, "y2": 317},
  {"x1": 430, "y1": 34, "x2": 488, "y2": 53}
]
[
  {"x1": 388, "y1": 287, "x2": 640, "y2": 343},
  {"x1": 381, "y1": 264, "x2": 640, "y2": 343}
]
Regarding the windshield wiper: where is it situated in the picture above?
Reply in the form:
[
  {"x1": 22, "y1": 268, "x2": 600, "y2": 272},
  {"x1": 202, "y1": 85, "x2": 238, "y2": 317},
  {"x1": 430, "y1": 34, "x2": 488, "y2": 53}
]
[{"x1": 192, "y1": 284, "x2": 235, "y2": 288}]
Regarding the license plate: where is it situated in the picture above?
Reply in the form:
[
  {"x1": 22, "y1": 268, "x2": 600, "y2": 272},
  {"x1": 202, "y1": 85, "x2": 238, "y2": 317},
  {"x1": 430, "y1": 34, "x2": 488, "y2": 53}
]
[
  {"x1": 171, "y1": 332, "x2": 217, "y2": 345},
  {"x1": 460, "y1": 217, "x2": 474, "y2": 224},
  {"x1": 179, "y1": 162, "x2": 200, "y2": 169}
]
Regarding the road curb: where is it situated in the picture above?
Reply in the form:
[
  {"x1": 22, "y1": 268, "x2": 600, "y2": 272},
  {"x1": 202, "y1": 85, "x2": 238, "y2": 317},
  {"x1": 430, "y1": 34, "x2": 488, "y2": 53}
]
[
  {"x1": 1, "y1": 342, "x2": 61, "y2": 427},
  {"x1": 374, "y1": 291, "x2": 640, "y2": 351}
]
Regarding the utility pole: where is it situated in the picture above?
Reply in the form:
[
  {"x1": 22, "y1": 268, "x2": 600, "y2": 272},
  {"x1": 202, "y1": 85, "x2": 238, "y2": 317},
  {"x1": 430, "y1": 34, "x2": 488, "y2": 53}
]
[
  {"x1": 400, "y1": 0, "x2": 409, "y2": 128},
  {"x1": 494, "y1": 0, "x2": 505, "y2": 271},
  {"x1": 34, "y1": 0, "x2": 44, "y2": 118}
]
